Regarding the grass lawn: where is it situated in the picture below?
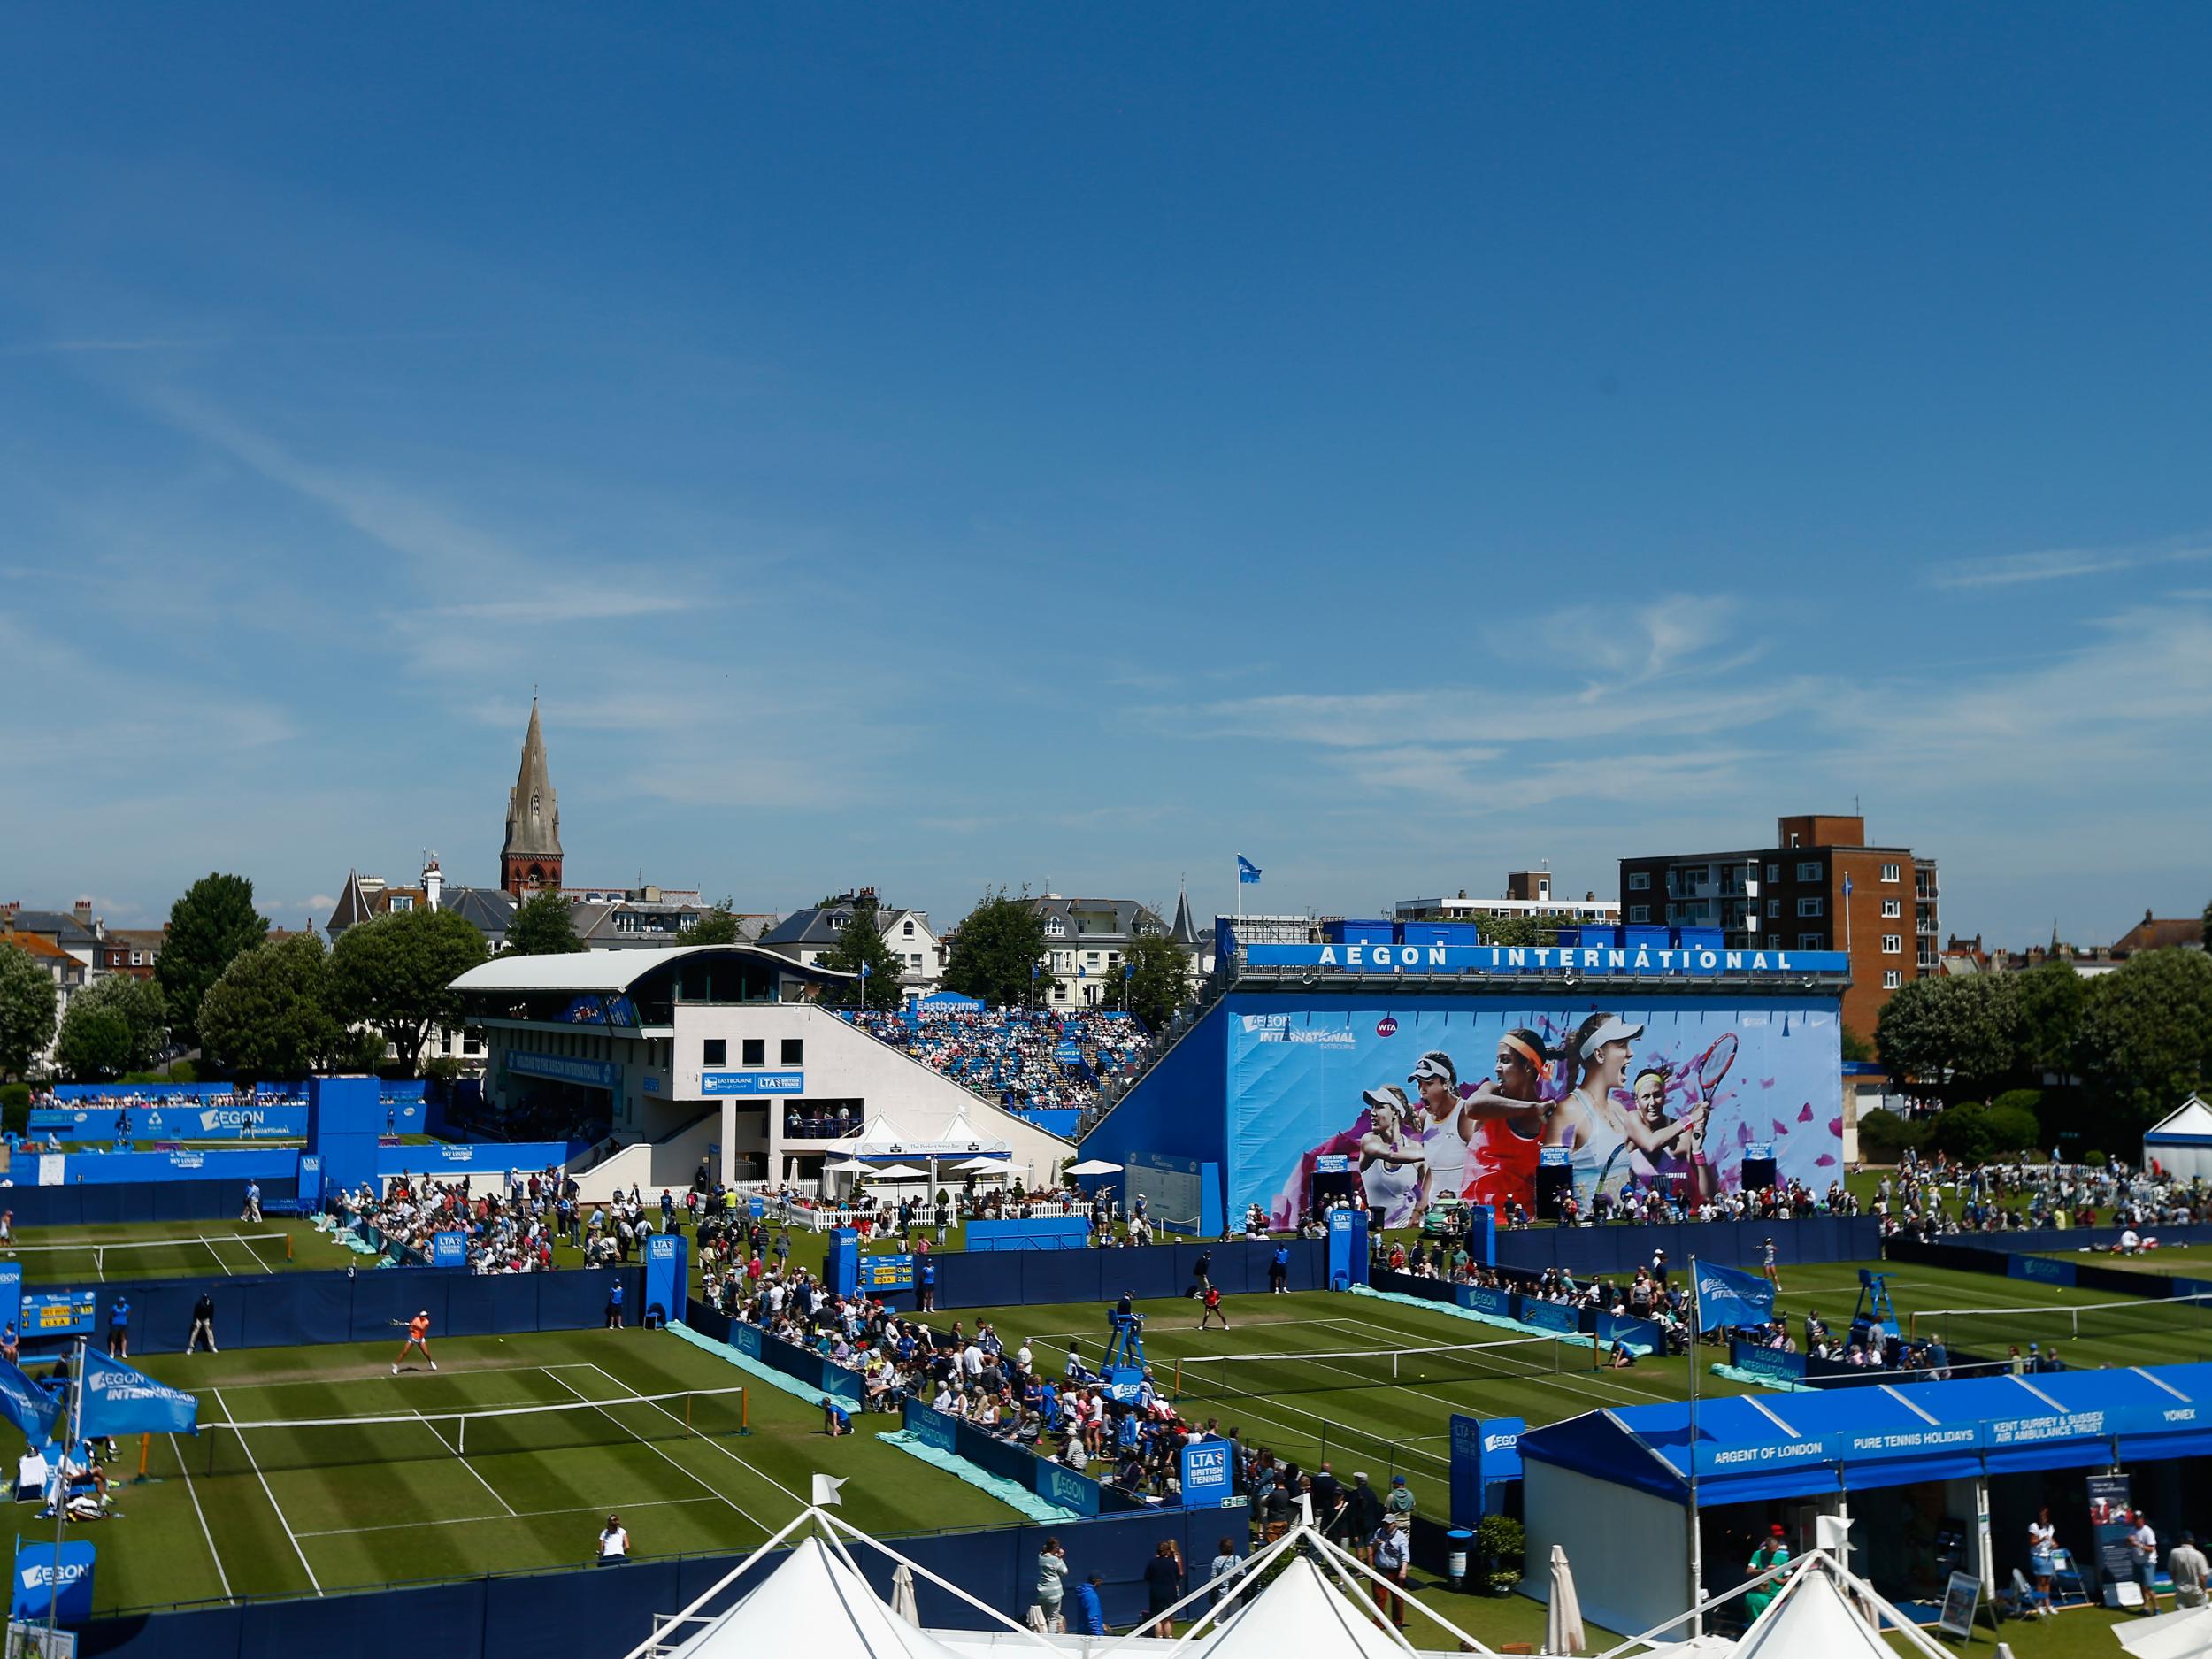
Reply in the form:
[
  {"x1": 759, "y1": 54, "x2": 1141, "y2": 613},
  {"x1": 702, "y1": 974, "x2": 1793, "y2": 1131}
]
[
  {"x1": 2032, "y1": 1242, "x2": 2212, "y2": 1279},
  {"x1": 87, "y1": 1325, "x2": 1016, "y2": 1615},
  {"x1": 7, "y1": 1218, "x2": 350, "y2": 1284}
]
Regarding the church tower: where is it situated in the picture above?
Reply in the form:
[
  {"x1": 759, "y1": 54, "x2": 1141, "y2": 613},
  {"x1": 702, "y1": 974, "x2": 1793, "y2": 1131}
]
[{"x1": 500, "y1": 697, "x2": 564, "y2": 896}]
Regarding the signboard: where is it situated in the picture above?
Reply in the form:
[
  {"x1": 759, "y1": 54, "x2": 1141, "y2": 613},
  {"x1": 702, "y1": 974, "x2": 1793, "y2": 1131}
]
[
  {"x1": 35, "y1": 1157, "x2": 62, "y2": 1188},
  {"x1": 2089, "y1": 1473, "x2": 2134, "y2": 1588},
  {"x1": 1240, "y1": 994, "x2": 1843, "y2": 1228},
  {"x1": 1934, "y1": 1571, "x2": 1980, "y2": 1639},
  {"x1": 19, "y1": 1294, "x2": 95, "y2": 1339},
  {"x1": 431, "y1": 1233, "x2": 468, "y2": 1268},
  {"x1": 1180, "y1": 1440, "x2": 1234, "y2": 1507},
  {"x1": 1449, "y1": 1415, "x2": 1484, "y2": 1526},
  {"x1": 863, "y1": 1255, "x2": 915, "y2": 1293},
  {"x1": 701, "y1": 1071, "x2": 804, "y2": 1096},
  {"x1": 507, "y1": 1051, "x2": 617, "y2": 1089},
  {"x1": 0, "y1": 1266, "x2": 20, "y2": 1341},
  {"x1": 9, "y1": 1542, "x2": 95, "y2": 1627},
  {"x1": 1242, "y1": 942, "x2": 1849, "y2": 977}
]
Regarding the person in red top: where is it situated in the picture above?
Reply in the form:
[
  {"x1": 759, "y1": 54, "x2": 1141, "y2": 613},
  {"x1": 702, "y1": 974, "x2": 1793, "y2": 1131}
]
[
  {"x1": 1197, "y1": 1283, "x2": 1230, "y2": 1331},
  {"x1": 395, "y1": 1310, "x2": 437, "y2": 1374}
]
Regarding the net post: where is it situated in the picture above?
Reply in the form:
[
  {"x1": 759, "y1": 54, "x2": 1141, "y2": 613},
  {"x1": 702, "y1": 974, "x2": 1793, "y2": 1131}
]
[
  {"x1": 136, "y1": 1433, "x2": 150, "y2": 1483},
  {"x1": 286, "y1": 1233, "x2": 294, "y2": 1262},
  {"x1": 686, "y1": 1393, "x2": 694, "y2": 1436},
  {"x1": 1173, "y1": 1358, "x2": 1183, "y2": 1396},
  {"x1": 740, "y1": 1388, "x2": 750, "y2": 1436}
]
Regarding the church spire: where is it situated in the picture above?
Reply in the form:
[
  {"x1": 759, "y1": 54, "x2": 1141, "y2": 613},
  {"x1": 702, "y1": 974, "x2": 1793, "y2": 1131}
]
[{"x1": 501, "y1": 696, "x2": 564, "y2": 895}]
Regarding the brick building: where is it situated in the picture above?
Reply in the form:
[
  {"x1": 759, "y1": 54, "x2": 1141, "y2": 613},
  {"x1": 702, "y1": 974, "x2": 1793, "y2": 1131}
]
[{"x1": 1620, "y1": 814, "x2": 1937, "y2": 1040}]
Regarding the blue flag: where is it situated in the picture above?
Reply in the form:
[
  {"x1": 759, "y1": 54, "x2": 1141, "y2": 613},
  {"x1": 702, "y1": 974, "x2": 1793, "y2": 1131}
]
[
  {"x1": 1692, "y1": 1258, "x2": 1775, "y2": 1333},
  {"x1": 1843, "y1": 873, "x2": 1854, "y2": 898},
  {"x1": 77, "y1": 1348, "x2": 198, "y2": 1439},
  {"x1": 1237, "y1": 856, "x2": 1262, "y2": 885},
  {"x1": 0, "y1": 1359, "x2": 60, "y2": 1448}
]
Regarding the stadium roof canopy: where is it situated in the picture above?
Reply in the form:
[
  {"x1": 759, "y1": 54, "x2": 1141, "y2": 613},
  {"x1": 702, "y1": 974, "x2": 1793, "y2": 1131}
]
[
  {"x1": 1521, "y1": 1363, "x2": 2212, "y2": 1506},
  {"x1": 452, "y1": 942, "x2": 851, "y2": 995}
]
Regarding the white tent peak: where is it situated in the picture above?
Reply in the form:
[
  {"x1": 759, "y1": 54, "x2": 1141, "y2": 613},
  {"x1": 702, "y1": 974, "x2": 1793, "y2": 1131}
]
[
  {"x1": 1202, "y1": 1555, "x2": 1409, "y2": 1659},
  {"x1": 1728, "y1": 1553, "x2": 1948, "y2": 1659},
  {"x1": 2148, "y1": 1095, "x2": 2212, "y2": 1138},
  {"x1": 670, "y1": 1534, "x2": 963, "y2": 1659}
]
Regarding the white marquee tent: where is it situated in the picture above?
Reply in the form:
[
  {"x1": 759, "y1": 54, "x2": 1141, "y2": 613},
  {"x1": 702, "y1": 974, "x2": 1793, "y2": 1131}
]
[{"x1": 2146, "y1": 1095, "x2": 2212, "y2": 1181}]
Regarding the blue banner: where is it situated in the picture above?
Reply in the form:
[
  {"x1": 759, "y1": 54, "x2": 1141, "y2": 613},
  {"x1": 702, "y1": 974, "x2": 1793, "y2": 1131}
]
[
  {"x1": 0, "y1": 1264, "x2": 19, "y2": 1341},
  {"x1": 1181, "y1": 1438, "x2": 1234, "y2": 1507},
  {"x1": 29, "y1": 1104, "x2": 311, "y2": 1141},
  {"x1": 432, "y1": 1232, "x2": 468, "y2": 1268},
  {"x1": 507, "y1": 1051, "x2": 618, "y2": 1089},
  {"x1": 0, "y1": 1359, "x2": 60, "y2": 1446},
  {"x1": 1694, "y1": 1258, "x2": 1777, "y2": 1333},
  {"x1": 376, "y1": 1141, "x2": 569, "y2": 1176},
  {"x1": 1239, "y1": 994, "x2": 1843, "y2": 1230},
  {"x1": 11, "y1": 1541, "x2": 96, "y2": 1626},
  {"x1": 20, "y1": 1293, "x2": 96, "y2": 1339},
  {"x1": 700, "y1": 1071, "x2": 805, "y2": 1095},
  {"x1": 1243, "y1": 942, "x2": 1848, "y2": 978},
  {"x1": 77, "y1": 1349, "x2": 199, "y2": 1438},
  {"x1": 1517, "y1": 1298, "x2": 1581, "y2": 1337}
]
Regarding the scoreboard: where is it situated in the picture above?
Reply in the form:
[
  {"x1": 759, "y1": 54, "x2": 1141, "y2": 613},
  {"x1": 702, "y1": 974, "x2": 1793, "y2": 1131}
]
[
  {"x1": 863, "y1": 1254, "x2": 914, "y2": 1293},
  {"x1": 21, "y1": 1292, "x2": 96, "y2": 1337}
]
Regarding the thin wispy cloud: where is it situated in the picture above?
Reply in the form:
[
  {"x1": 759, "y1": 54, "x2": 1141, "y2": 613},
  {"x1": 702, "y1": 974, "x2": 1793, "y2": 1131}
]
[{"x1": 1928, "y1": 535, "x2": 2212, "y2": 590}]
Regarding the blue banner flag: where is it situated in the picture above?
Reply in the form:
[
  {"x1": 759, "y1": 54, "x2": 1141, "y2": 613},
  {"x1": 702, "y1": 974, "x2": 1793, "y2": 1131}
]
[
  {"x1": 77, "y1": 1349, "x2": 199, "y2": 1439},
  {"x1": 1692, "y1": 1257, "x2": 1776, "y2": 1333},
  {"x1": 1237, "y1": 856, "x2": 1262, "y2": 885},
  {"x1": 0, "y1": 1359, "x2": 60, "y2": 1448}
]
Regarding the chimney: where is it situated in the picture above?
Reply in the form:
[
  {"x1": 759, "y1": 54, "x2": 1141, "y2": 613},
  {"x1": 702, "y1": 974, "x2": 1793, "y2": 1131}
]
[
  {"x1": 423, "y1": 856, "x2": 444, "y2": 913},
  {"x1": 73, "y1": 898, "x2": 93, "y2": 926},
  {"x1": 2, "y1": 902, "x2": 16, "y2": 928}
]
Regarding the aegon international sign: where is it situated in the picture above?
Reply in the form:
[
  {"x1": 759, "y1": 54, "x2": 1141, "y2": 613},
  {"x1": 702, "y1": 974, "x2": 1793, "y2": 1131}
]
[{"x1": 1243, "y1": 943, "x2": 1850, "y2": 978}]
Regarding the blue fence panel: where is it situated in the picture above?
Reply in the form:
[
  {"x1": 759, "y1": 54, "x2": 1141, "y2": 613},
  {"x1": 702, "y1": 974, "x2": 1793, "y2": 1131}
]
[{"x1": 1018, "y1": 1251, "x2": 1103, "y2": 1308}]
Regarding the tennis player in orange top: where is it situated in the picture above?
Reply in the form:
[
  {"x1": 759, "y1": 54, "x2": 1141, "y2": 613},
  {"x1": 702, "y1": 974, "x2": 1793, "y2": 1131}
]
[{"x1": 394, "y1": 1310, "x2": 436, "y2": 1374}]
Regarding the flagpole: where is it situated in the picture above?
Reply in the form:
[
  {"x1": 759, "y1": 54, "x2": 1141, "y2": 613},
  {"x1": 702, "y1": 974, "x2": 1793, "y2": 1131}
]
[{"x1": 1686, "y1": 1259, "x2": 1703, "y2": 1640}]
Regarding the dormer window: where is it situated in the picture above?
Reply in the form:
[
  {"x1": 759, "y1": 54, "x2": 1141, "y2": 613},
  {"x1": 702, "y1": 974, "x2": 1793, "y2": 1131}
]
[{"x1": 1045, "y1": 918, "x2": 1065, "y2": 937}]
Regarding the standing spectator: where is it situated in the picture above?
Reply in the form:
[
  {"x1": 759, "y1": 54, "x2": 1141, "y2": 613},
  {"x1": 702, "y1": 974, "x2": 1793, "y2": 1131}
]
[
  {"x1": 1194, "y1": 1249, "x2": 1213, "y2": 1297},
  {"x1": 2132, "y1": 1512, "x2": 2163, "y2": 1614},
  {"x1": 596, "y1": 1514, "x2": 629, "y2": 1564},
  {"x1": 1067, "y1": 1574, "x2": 1106, "y2": 1637},
  {"x1": 242, "y1": 1180, "x2": 263, "y2": 1224},
  {"x1": 106, "y1": 1296, "x2": 130, "y2": 1359},
  {"x1": 0, "y1": 1324, "x2": 16, "y2": 1366},
  {"x1": 1384, "y1": 1473, "x2": 1415, "y2": 1523},
  {"x1": 1208, "y1": 1536, "x2": 1242, "y2": 1609},
  {"x1": 605, "y1": 1279, "x2": 626, "y2": 1329},
  {"x1": 1269, "y1": 1242, "x2": 1290, "y2": 1294},
  {"x1": 1, "y1": 1209, "x2": 14, "y2": 1256},
  {"x1": 2170, "y1": 1530, "x2": 2209, "y2": 1609},
  {"x1": 1346, "y1": 1471, "x2": 1383, "y2": 1560},
  {"x1": 918, "y1": 1255, "x2": 937, "y2": 1312},
  {"x1": 1033, "y1": 1538, "x2": 1069, "y2": 1632},
  {"x1": 188, "y1": 1289, "x2": 219, "y2": 1355},
  {"x1": 1369, "y1": 1515, "x2": 1411, "y2": 1630},
  {"x1": 1144, "y1": 1539, "x2": 1185, "y2": 1638}
]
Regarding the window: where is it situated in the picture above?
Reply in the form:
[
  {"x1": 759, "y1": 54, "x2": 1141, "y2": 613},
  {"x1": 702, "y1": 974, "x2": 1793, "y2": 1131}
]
[
  {"x1": 1627, "y1": 905, "x2": 1650, "y2": 923},
  {"x1": 1626, "y1": 872, "x2": 1650, "y2": 891},
  {"x1": 909, "y1": 953, "x2": 923, "y2": 970},
  {"x1": 1799, "y1": 933, "x2": 1825, "y2": 949},
  {"x1": 780, "y1": 1038, "x2": 803, "y2": 1066},
  {"x1": 1085, "y1": 951, "x2": 1100, "y2": 964},
  {"x1": 390, "y1": 894, "x2": 413, "y2": 912},
  {"x1": 1881, "y1": 934, "x2": 1902, "y2": 955},
  {"x1": 1880, "y1": 863, "x2": 1901, "y2": 883},
  {"x1": 1765, "y1": 898, "x2": 1781, "y2": 918},
  {"x1": 1045, "y1": 918, "x2": 1064, "y2": 937},
  {"x1": 1881, "y1": 898, "x2": 1901, "y2": 918},
  {"x1": 1765, "y1": 864, "x2": 1781, "y2": 883},
  {"x1": 741, "y1": 1038, "x2": 765, "y2": 1067},
  {"x1": 902, "y1": 920, "x2": 915, "y2": 936},
  {"x1": 703, "y1": 1039, "x2": 726, "y2": 1067},
  {"x1": 1796, "y1": 861, "x2": 1822, "y2": 882},
  {"x1": 129, "y1": 951, "x2": 142, "y2": 966},
  {"x1": 1883, "y1": 970, "x2": 1902, "y2": 990},
  {"x1": 1797, "y1": 897, "x2": 1824, "y2": 918}
]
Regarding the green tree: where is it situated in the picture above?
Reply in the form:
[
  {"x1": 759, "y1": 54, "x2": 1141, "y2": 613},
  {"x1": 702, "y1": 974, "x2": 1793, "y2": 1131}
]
[
  {"x1": 506, "y1": 890, "x2": 586, "y2": 956},
  {"x1": 1478, "y1": 916, "x2": 1558, "y2": 948},
  {"x1": 2076, "y1": 948, "x2": 2212, "y2": 1126},
  {"x1": 1839, "y1": 1025, "x2": 1876, "y2": 1064},
  {"x1": 53, "y1": 974, "x2": 168, "y2": 1080},
  {"x1": 157, "y1": 873, "x2": 270, "y2": 1047},
  {"x1": 943, "y1": 888, "x2": 1056, "y2": 1008},
  {"x1": 2012, "y1": 957, "x2": 2086, "y2": 1081},
  {"x1": 0, "y1": 941, "x2": 58, "y2": 1080},
  {"x1": 1117, "y1": 932, "x2": 1192, "y2": 1030},
  {"x1": 820, "y1": 911, "x2": 907, "y2": 1010},
  {"x1": 327, "y1": 908, "x2": 488, "y2": 1076},
  {"x1": 1874, "y1": 972, "x2": 2020, "y2": 1098},
  {"x1": 197, "y1": 934, "x2": 355, "y2": 1080},
  {"x1": 680, "y1": 899, "x2": 748, "y2": 946}
]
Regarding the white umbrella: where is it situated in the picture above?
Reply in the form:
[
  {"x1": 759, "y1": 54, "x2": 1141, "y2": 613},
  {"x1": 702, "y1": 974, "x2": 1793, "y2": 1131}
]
[
  {"x1": 824, "y1": 1157, "x2": 872, "y2": 1173},
  {"x1": 1547, "y1": 1542, "x2": 1586, "y2": 1656},
  {"x1": 956, "y1": 1156, "x2": 1008, "y2": 1173},
  {"x1": 869, "y1": 1164, "x2": 929, "y2": 1180},
  {"x1": 1066, "y1": 1158, "x2": 1122, "y2": 1175},
  {"x1": 2119, "y1": 1604, "x2": 2212, "y2": 1659},
  {"x1": 891, "y1": 1562, "x2": 920, "y2": 1627}
]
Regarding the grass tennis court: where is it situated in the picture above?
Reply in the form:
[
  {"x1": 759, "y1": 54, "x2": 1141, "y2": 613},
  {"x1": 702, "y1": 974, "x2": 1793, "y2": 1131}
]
[
  {"x1": 2030, "y1": 1242, "x2": 2212, "y2": 1279},
  {"x1": 6, "y1": 1219, "x2": 347, "y2": 1283},
  {"x1": 88, "y1": 1326, "x2": 1016, "y2": 1615}
]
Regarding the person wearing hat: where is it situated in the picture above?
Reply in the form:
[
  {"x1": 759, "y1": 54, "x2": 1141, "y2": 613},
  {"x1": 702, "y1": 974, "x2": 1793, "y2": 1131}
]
[
  {"x1": 1368, "y1": 1513, "x2": 1413, "y2": 1629},
  {"x1": 1384, "y1": 1471, "x2": 1416, "y2": 1522},
  {"x1": 1746, "y1": 1524, "x2": 1791, "y2": 1620},
  {"x1": 1407, "y1": 1051, "x2": 1476, "y2": 1211},
  {"x1": 1357, "y1": 1087, "x2": 1427, "y2": 1231},
  {"x1": 1544, "y1": 1013, "x2": 1705, "y2": 1209},
  {"x1": 394, "y1": 1309, "x2": 435, "y2": 1373}
]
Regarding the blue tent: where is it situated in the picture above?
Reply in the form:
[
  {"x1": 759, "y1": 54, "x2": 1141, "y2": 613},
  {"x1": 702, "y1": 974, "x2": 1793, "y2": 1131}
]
[{"x1": 1523, "y1": 1362, "x2": 2212, "y2": 1507}]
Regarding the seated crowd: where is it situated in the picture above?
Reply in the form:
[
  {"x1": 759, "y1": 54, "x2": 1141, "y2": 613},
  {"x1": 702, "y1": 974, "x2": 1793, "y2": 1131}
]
[{"x1": 839, "y1": 1006, "x2": 1148, "y2": 1117}]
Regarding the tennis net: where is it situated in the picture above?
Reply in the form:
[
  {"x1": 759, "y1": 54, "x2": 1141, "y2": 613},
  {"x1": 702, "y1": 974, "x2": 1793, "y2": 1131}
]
[
  {"x1": 12, "y1": 1232, "x2": 291, "y2": 1272},
  {"x1": 1173, "y1": 1333, "x2": 1568, "y2": 1399},
  {"x1": 193, "y1": 1385, "x2": 748, "y2": 1476},
  {"x1": 1908, "y1": 1290, "x2": 2212, "y2": 1356}
]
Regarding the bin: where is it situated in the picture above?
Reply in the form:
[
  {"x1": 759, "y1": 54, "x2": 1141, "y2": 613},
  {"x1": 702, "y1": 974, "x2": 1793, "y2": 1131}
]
[{"x1": 1447, "y1": 1527, "x2": 1473, "y2": 1590}]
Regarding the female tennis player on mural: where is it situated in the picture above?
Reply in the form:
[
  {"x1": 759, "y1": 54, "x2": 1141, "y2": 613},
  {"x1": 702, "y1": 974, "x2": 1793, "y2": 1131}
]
[
  {"x1": 1461, "y1": 1027, "x2": 1560, "y2": 1217},
  {"x1": 1543, "y1": 1014, "x2": 1706, "y2": 1207},
  {"x1": 1356, "y1": 1087, "x2": 1427, "y2": 1229},
  {"x1": 1621, "y1": 1065, "x2": 1715, "y2": 1202}
]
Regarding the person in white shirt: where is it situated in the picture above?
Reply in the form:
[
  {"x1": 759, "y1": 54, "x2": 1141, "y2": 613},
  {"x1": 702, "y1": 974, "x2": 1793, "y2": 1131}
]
[
  {"x1": 1017, "y1": 1341, "x2": 1034, "y2": 1375},
  {"x1": 2131, "y1": 1513, "x2": 2162, "y2": 1614},
  {"x1": 597, "y1": 1514, "x2": 630, "y2": 1565},
  {"x1": 2027, "y1": 1508, "x2": 2057, "y2": 1615},
  {"x1": 2170, "y1": 1530, "x2": 2209, "y2": 1609}
]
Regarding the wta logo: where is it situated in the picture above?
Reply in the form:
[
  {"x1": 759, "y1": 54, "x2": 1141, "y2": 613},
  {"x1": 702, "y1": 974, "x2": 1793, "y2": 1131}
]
[{"x1": 1375, "y1": 1017, "x2": 1398, "y2": 1038}]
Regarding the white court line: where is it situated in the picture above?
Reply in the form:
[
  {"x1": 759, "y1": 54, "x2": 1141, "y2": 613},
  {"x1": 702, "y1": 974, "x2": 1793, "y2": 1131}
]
[
  {"x1": 415, "y1": 1411, "x2": 517, "y2": 1516},
  {"x1": 294, "y1": 1494, "x2": 725, "y2": 1540},
  {"x1": 197, "y1": 1236, "x2": 236, "y2": 1278},
  {"x1": 211, "y1": 1386, "x2": 321, "y2": 1596},
  {"x1": 1319, "y1": 1312, "x2": 1686, "y2": 1409},
  {"x1": 170, "y1": 1432, "x2": 232, "y2": 1601},
  {"x1": 541, "y1": 1368, "x2": 772, "y2": 1532},
  {"x1": 221, "y1": 1361, "x2": 603, "y2": 1397},
  {"x1": 577, "y1": 1361, "x2": 805, "y2": 1506}
]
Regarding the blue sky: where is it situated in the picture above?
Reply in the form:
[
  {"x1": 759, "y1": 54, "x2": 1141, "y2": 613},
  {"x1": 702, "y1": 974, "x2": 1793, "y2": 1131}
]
[{"x1": 4, "y1": 7, "x2": 2208, "y2": 944}]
